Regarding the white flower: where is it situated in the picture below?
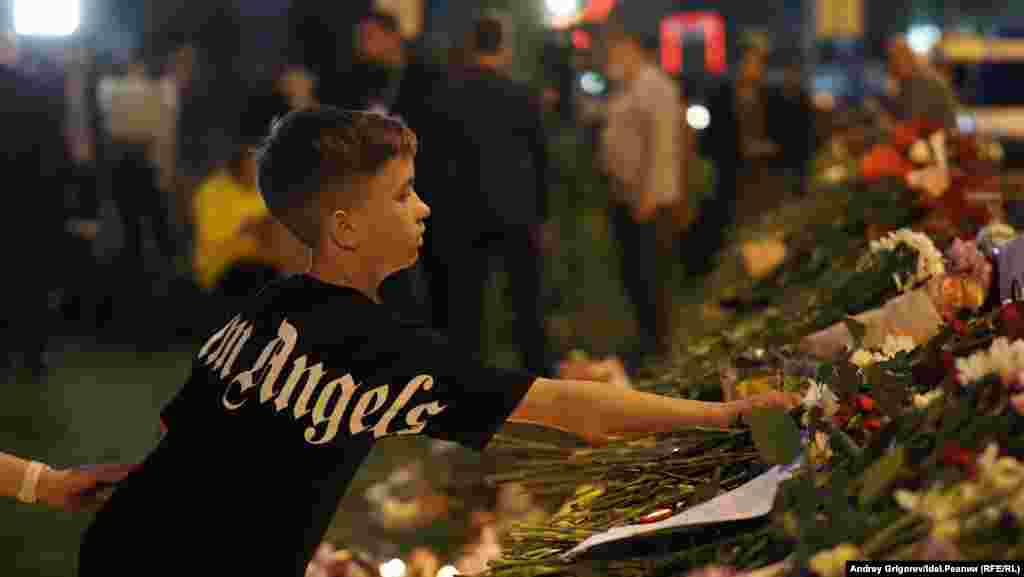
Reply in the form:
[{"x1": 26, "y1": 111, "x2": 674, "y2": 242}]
[
  {"x1": 870, "y1": 229, "x2": 946, "y2": 290},
  {"x1": 823, "y1": 165, "x2": 848, "y2": 184},
  {"x1": 956, "y1": 338, "x2": 1024, "y2": 385},
  {"x1": 850, "y1": 335, "x2": 917, "y2": 368},
  {"x1": 850, "y1": 349, "x2": 881, "y2": 368},
  {"x1": 803, "y1": 380, "x2": 839, "y2": 409},
  {"x1": 882, "y1": 334, "x2": 916, "y2": 356},
  {"x1": 894, "y1": 489, "x2": 921, "y2": 511},
  {"x1": 913, "y1": 389, "x2": 944, "y2": 409}
]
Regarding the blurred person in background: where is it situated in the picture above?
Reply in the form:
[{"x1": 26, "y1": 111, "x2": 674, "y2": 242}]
[
  {"x1": 688, "y1": 39, "x2": 778, "y2": 277},
  {"x1": 600, "y1": 10, "x2": 684, "y2": 371},
  {"x1": 190, "y1": 120, "x2": 309, "y2": 325},
  {"x1": 430, "y1": 16, "x2": 555, "y2": 376},
  {"x1": 0, "y1": 31, "x2": 68, "y2": 379},
  {"x1": 99, "y1": 54, "x2": 180, "y2": 303},
  {"x1": 770, "y1": 60, "x2": 815, "y2": 197},
  {"x1": 886, "y1": 36, "x2": 959, "y2": 130}
]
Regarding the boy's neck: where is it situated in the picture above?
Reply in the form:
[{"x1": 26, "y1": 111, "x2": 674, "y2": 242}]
[{"x1": 308, "y1": 253, "x2": 383, "y2": 304}]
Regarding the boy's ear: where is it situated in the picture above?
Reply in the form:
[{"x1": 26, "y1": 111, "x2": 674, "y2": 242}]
[{"x1": 330, "y1": 210, "x2": 359, "y2": 250}]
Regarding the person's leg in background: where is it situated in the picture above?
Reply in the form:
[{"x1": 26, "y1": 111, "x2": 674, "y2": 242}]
[
  {"x1": 683, "y1": 167, "x2": 736, "y2": 278},
  {"x1": 501, "y1": 226, "x2": 552, "y2": 377},
  {"x1": 610, "y1": 204, "x2": 661, "y2": 374},
  {"x1": 110, "y1": 149, "x2": 148, "y2": 281}
]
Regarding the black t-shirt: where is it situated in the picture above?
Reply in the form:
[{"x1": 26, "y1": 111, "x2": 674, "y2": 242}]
[{"x1": 79, "y1": 275, "x2": 536, "y2": 577}]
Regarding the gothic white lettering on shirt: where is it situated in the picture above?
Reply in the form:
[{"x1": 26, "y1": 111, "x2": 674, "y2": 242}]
[{"x1": 198, "y1": 316, "x2": 448, "y2": 445}]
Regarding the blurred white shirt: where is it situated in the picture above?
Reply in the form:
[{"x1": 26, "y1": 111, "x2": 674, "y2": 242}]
[{"x1": 601, "y1": 62, "x2": 683, "y2": 209}]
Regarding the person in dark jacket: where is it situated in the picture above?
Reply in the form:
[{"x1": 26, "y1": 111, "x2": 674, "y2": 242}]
[
  {"x1": 429, "y1": 17, "x2": 554, "y2": 376},
  {"x1": 769, "y1": 61, "x2": 814, "y2": 197},
  {"x1": 688, "y1": 43, "x2": 779, "y2": 276},
  {"x1": 0, "y1": 33, "x2": 68, "y2": 379}
]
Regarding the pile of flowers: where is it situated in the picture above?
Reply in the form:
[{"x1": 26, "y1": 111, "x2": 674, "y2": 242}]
[
  {"x1": 955, "y1": 337, "x2": 1024, "y2": 413},
  {"x1": 869, "y1": 230, "x2": 946, "y2": 292},
  {"x1": 926, "y1": 238, "x2": 993, "y2": 322}
]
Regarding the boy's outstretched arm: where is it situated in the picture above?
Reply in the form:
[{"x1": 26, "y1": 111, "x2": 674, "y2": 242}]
[{"x1": 508, "y1": 378, "x2": 802, "y2": 447}]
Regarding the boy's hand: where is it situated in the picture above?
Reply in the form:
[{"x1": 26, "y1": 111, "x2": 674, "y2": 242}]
[
  {"x1": 36, "y1": 463, "x2": 140, "y2": 512},
  {"x1": 731, "y1": 391, "x2": 803, "y2": 425},
  {"x1": 632, "y1": 196, "x2": 659, "y2": 223}
]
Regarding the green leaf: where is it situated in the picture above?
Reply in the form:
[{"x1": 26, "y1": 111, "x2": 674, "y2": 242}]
[
  {"x1": 844, "y1": 317, "x2": 868, "y2": 350},
  {"x1": 857, "y1": 447, "x2": 909, "y2": 508},
  {"x1": 748, "y1": 408, "x2": 803, "y2": 465}
]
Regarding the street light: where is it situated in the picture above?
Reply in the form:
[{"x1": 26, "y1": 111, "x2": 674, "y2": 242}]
[
  {"x1": 687, "y1": 105, "x2": 711, "y2": 131},
  {"x1": 14, "y1": 0, "x2": 79, "y2": 36},
  {"x1": 546, "y1": 0, "x2": 579, "y2": 20},
  {"x1": 907, "y1": 24, "x2": 941, "y2": 55}
]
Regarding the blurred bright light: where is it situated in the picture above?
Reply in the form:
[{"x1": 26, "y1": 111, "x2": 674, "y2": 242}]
[
  {"x1": 437, "y1": 565, "x2": 461, "y2": 577},
  {"x1": 546, "y1": 0, "x2": 579, "y2": 19},
  {"x1": 580, "y1": 71, "x2": 606, "y2": 95},
  {"x1": 907, "y1": 24, "x2": 941, "y2": 55},
  {"x1": 686, "y1": 105, "x2": 711, "y2": 131},
  {"x1": 380, "y1": 559, "x2": 407, "y2": 577},
  {"x1": 14, "y1": 0, "x2": 79, "y2": 36}
]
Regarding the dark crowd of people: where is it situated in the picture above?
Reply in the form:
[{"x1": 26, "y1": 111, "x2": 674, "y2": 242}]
[{"x1": 0, "y1": 1, "x2": 959, "y2": 390}]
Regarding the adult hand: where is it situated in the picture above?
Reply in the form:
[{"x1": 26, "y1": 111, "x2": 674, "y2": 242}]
[{"x1": 36, "y1": 463, "x2": 140, "y2": 512}]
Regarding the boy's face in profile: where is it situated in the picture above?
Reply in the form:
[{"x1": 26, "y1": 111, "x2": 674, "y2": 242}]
[{"x1": 337, "y1": 156, "x2": 429, "y2": 275}]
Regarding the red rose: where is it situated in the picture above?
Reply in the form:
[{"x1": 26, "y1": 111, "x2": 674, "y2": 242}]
[
  {"x1": 857, "y1": 394, "x2": 876, "y2": 413},
  {"x1": 941, "y1": 350, "x2": 956, "y2": 373},
  {"x1": 863, "y1": 417, "x2": 883, "y2": 432},
  {"x1": 950, "y1": 318, "x2": 968, "y2": 335},
  {"x1": 861, "y1": 145, "x2": 913, "y2": 181},
  {"x1": 941, "y1": 441, "x2": 973, "y2": 468},
  {"x1": 1000, "y1": 303, "x2": 1024, "y2": 340}
]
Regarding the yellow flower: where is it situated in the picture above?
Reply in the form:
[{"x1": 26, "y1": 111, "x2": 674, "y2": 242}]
[
  {"x1": 962, "y1": 278, "x2": 987, "y2": 310},
  {"x1": 1009, "y1": 489, "x2": 1024, "y2": 523},
  {"x1": 931, "y1": 519, "x2": 961, "y2": 542},
  {"x1": 809, "y1": 544, "x2": 864, "y2": 577},
  {"x1": 976, "y1": 445, "x2": 1024, "y2": 493}
]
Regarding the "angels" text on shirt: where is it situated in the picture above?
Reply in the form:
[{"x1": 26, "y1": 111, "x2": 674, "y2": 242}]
[{"x1": 197, "y1": 315, "x2": 447, "y2": 445}]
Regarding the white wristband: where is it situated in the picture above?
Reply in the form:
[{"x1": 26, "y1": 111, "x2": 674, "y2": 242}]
[{"x1": 17, "y1": 461, "x2": 48, "y2": 504}]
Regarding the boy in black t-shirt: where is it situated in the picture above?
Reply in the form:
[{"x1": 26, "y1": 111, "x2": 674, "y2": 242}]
[{"x1": 77, "y1": 108, "x2": 799, "y2": 577}]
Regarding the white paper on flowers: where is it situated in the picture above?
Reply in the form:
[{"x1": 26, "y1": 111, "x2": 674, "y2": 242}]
[
  {"x1": 561, "y1": 457, "x2": 804, "y2": 561},
  {"x1": 997, "y1": 235, "x2": 1024, "y2": 303}
]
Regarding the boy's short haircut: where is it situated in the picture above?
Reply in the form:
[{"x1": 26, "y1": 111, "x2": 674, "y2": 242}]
[{"x1": 255, "y1": 107, "x2": 417, "y2": 248}]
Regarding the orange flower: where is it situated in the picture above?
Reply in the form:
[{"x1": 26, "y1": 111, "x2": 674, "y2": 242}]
[
  {"x1": 892, "y1": 123, "x2": 923, "y2": 150},
  {"x1": 861, "y1": 144, "x2": 912, "y2": 181}
]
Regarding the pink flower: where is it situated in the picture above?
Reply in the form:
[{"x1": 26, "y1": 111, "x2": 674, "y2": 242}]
[{"x1": 1011, "y1": 393, "x2": 1024, "y2": 415}]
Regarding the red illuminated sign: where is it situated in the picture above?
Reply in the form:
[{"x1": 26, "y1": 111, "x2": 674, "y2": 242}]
[{"x1": 660, "y1": 12, "x2": 727, "y2": 76}]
